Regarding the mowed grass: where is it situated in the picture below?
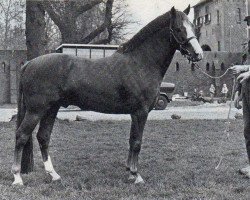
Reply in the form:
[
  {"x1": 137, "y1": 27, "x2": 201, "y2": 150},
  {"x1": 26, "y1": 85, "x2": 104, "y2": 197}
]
[{"x1": 0, "y1": 119, "x2": 249, "y2": 199}]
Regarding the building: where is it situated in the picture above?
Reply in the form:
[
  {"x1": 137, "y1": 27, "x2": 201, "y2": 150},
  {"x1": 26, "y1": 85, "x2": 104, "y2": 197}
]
[
  {"x1": 193, "y1": 0, "x2": 248, "y2": 52},
  {"x1": 244, "y1": 0, "x2": 250, "y2": 36},
  {"x1": 0, "y1": 50, "x2": 26, "y2": 104}
]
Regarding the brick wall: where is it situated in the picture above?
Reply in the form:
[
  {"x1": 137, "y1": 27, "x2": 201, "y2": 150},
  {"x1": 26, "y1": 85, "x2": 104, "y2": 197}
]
[{"x1": 163, "y1": 51, "x2": 242, "y2": 97}]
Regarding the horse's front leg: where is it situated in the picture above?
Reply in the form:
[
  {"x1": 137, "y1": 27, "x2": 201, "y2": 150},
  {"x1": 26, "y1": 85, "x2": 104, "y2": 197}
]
[{"x1": 127, "y1": 109, "x2": 148, "y2": 184}]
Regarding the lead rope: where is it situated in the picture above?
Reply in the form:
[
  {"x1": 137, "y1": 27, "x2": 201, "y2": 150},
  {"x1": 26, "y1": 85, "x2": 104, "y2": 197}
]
[
  {"x1": 215, "y1": 76, "x2": 237, "y2": 170},
  {"x1": 192, "y1": 62, "x2": 237, "y2": 169}
]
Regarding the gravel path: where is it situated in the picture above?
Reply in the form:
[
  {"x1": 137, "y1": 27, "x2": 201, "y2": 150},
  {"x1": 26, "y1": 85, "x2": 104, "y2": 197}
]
[{"x1": 0, "y1": 102, "x2": 242, "y2": 122}]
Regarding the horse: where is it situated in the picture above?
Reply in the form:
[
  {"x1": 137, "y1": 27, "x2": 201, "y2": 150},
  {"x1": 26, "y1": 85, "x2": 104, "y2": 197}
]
[{"x1": 11, "y1": 5, "x2": 203, "y2": 185}]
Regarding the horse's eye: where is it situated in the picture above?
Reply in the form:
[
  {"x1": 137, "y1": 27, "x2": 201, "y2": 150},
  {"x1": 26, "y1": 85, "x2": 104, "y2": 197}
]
[{"x1": 176, "y1": 28, "x2": 182, "y2": 33}]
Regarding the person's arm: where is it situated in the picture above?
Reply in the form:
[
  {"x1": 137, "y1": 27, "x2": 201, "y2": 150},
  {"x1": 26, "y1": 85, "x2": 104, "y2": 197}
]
[
  {"x1": 230, "y1": 65, "x2": 250, "y2": 74},
  {"x1": 237, "y1": 71, "x2": 250, "y2": 84}
]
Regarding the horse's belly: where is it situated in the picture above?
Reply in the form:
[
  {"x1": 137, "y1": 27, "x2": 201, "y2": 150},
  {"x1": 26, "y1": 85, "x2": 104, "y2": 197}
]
[{"x1": 78, "y1": 97, "x2": 141, "y2": 114}]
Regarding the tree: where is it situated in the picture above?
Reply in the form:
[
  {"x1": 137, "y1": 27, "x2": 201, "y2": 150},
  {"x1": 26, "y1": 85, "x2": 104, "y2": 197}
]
[
  {"x1": 0, "y1": 0, "x2": 25, "y2": 49},
  {"x1": 45, "y1": 13, "x2": 61, "y2": 50},
  {"x1": 43, "y1": 0, "x2": 133, "y2": 44},
  {"x1": 26, "y1": 0, "x2": 47, "y2": 60}
]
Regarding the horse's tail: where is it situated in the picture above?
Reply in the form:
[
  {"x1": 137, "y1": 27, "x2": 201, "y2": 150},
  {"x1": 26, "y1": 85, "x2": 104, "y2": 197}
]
[{"x1": 17, "y1": 62, "x2": 34, "y2": 174}]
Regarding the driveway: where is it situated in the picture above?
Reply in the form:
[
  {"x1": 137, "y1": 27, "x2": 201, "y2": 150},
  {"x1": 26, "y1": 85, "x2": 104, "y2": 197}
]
[{"x1": 0, "y1": 102, "x2": 242, "y2": 122}]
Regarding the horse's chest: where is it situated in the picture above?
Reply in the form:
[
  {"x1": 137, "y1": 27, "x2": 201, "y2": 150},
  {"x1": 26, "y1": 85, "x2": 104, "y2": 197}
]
[{"x1": 116, "y1": 85, "x2": 156, "y2": 107}]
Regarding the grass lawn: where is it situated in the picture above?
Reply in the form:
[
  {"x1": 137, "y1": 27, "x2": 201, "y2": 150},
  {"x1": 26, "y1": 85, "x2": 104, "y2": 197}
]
[{"x1": 0, "y1": 119, "x2": 249, "y2": 200}]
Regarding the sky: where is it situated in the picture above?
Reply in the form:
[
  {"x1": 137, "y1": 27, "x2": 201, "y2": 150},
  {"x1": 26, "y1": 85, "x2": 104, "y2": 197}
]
[{"x1": 125, "y1": 0, "x2": 200, "y2": 37}]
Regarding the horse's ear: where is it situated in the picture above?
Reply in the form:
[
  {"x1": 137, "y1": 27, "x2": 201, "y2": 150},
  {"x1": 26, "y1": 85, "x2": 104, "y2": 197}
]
[
  {"x1": 170, "y1": 6, "x2": 176, "y2": 19},
  {"x1": 183, "y1": 4, "x2": 191, "y2": 15}
]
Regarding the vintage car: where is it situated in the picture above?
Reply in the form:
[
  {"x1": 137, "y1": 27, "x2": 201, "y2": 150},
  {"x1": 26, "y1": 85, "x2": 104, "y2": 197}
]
[{"x1": 154, "y1": 82, "x2": 175, "y2": 110}]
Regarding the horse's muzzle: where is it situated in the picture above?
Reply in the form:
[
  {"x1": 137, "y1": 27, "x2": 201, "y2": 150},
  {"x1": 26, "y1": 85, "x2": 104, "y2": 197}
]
[
  {"x1": 187, "y1": 52, "x2": 203, "y2": 62},
  {"x1": 194, "y1": 53, "x2": 203, "y2": 62}
]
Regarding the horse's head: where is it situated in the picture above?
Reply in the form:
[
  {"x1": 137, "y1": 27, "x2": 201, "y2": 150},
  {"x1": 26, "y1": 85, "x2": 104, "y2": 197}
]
[{"x1": 170, "y1": 6, "x2": 203, "y2": 62}]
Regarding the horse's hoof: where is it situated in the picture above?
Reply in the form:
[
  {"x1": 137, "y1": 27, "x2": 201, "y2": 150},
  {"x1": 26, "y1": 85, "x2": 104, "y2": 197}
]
[
  {"x1": 12, "y1": 180, "x2": 23, "y2": 186},
  {"x1": 128, "y1": 174, "x2": 136, "y2": 181},
  {"x1": 47, "y1": 170, "x2": 61, "y2": 181},
  {"x1": 134, "y1": 173, "x2": 145, "y2": 184},
  {"x1": 239, "y1": 166, "x2": 250, "y2": 175},
  {"x1": 51, "y1": 173, "x2": 61, "y2": 181}
]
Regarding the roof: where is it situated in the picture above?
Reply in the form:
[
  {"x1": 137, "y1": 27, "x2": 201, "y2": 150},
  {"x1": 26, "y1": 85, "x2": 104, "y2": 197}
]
[
  {"x1": 56, "y1": 44, "x2": 119, "y2": 51},
  {"x1": 193, "y1": 0, "x2": 212, "y2": 8}
]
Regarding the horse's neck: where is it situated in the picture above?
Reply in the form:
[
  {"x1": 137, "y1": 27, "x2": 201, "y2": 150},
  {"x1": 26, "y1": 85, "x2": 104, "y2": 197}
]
[{"x1": 129, "y1": 28, "x2": 177, "y2": 79}]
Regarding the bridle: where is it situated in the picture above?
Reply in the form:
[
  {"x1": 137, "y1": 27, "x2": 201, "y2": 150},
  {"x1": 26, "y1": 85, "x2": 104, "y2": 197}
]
[{"x1": 169, "y1": 21, "x2": 197, "y2": 60}]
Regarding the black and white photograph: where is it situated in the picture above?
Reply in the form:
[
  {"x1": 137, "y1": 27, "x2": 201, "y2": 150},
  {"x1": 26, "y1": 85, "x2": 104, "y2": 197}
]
[{"x1": 1, "y1": 0, "x2": 250, "y2": 199}]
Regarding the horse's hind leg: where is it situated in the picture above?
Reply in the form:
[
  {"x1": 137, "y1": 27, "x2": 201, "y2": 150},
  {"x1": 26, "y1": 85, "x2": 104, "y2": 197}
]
[
  {"x1": 12, "y1": 111, "x2": 42, "y2": 185},
  {"x1": 127, "y1": 110, "x2": 148, "y2": 184},
  {"x1": 36, "y1": 105, "x2": 60, "y2": 181}
]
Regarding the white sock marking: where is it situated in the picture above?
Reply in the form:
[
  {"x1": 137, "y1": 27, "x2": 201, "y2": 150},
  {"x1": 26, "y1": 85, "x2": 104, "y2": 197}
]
[
  {"x1": 12, "y1": 173, "x2": 23, "y2": 185},
  {"x1": 44, "y1": 156, "x2": 61, "y2": 181}
]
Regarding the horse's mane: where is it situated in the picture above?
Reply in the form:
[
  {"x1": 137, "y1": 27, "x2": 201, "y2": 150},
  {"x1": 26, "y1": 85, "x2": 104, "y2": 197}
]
[{"x1": 118, "y1": 10, "x2": 184, "y2": 53}]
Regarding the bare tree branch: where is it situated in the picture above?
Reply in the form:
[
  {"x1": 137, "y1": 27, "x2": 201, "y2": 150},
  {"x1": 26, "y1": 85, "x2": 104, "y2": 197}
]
[
  {"x1": 75, "y1": 0, "x2": 103, "y2": 16},
  {"x1": 81, "y1": 0, "x2": 113, "y2": 43},
  {"x1": 43, "y1": 0, "x2": 65, "y2": 29}
]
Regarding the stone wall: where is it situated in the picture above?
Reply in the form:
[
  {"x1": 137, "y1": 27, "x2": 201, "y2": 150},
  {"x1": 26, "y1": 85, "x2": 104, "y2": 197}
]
[
  {"x1": 0, "y1": 50, "x2": 26, "y2": 104},
  {"x1": 163, "y1": 51, "x2": 242, "y2": 97},
  {"x1": 194, "y1": 0, "x2": 247, "y2": 52}
]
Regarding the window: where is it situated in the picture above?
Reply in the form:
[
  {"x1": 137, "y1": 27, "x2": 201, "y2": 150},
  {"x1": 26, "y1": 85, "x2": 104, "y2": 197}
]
[
  {"x1": 206, "y1": 63, "x2": 210, "y2": 71},
  {"x1": 196, "y1": 17, "x2": 203, "y2": 26},
  {"x1": 77, "y1": 49, "x2": 90, "y2": 58},
  {"x1": 2, "y1": 62, "x2": 6, "y2": 73},
  {"x1": 218, "y1": 41, "x2": 221, "y2": 51},
  {"x1": 176, "y1": 62, "x2": 180, "y2": 71},
  {"x1": 104, "y1": 49, "x2": 116, "y2": 57},
  {"x1": 217, "y1": 10, "x2": 220, "y2": 24},
  {"x1": 62, "y1": 48, "x2": 77, "y2": 56},
  {"x1": 221, "y1": 63, "x2": 225, "y2": 71},
  {"x1": 212, "y1": 62, "x2": 216, "y2": 71},
  {"x1": 191, "y1": 63, "x2": 195, "y2": 71},
  {"x1": 237, "y1": 8, "x2": 241, "y2": 23},
  {"x1": 90, "y1": 49, "x2": 104, "y2": 59},
  {"x1": 204, "y1": 13, "x2": 211, "y2": 24}
]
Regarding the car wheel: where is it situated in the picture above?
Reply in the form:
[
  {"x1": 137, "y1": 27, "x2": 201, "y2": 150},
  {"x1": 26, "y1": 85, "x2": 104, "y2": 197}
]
[{"x1": 155, "y1": 95, "x2": 168, "y2": 110}]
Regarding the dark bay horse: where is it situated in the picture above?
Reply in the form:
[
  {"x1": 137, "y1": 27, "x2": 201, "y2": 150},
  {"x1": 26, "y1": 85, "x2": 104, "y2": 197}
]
[{"x1": 12, "y1": 6, "x2": 203, "y2": 185}]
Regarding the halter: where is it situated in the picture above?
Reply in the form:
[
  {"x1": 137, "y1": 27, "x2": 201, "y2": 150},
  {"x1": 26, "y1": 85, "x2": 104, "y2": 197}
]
[
  {"x1": 169, "y1": 20, "x2": 197, "y2": 57},
  {"x1": 170, "y1": 28, "x2": 197, "y2": 45}
]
